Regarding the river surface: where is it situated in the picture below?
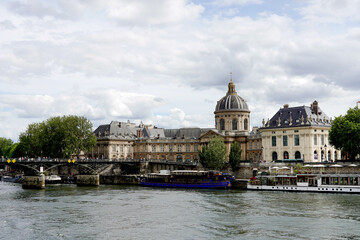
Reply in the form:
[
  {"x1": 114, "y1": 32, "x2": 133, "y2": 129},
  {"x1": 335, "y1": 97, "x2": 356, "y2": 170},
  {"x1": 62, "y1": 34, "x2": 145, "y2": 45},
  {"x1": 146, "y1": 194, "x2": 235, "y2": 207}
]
[{"x1": 1, "y1": 182, "x2": 360, "y2": 240}]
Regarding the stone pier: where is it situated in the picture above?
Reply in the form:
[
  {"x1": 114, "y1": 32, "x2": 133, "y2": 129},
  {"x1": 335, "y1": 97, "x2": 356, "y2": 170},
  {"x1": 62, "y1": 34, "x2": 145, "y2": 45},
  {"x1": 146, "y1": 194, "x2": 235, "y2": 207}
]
[
  {"x1": 22, "y1": 175, "x2": 45, "y2": 189},
  {"x1": 76, "y1": 174, "x2": 100, "y2": 186}
]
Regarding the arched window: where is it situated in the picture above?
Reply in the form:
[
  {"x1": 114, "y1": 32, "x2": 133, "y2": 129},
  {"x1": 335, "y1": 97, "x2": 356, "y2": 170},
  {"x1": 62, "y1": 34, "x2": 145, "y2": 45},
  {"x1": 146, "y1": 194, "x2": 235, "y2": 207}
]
[
  {"x1": 283, "y1": 151, "x2": 289, "y2": 160},
  {"x1": 328, "y1": 150, "x2": 331, "y2": 161},
  {"x1": 232, "y1": 119, "x2": 237, "y2": 130},
  {"x1": 314, "y1": 150, "x2": 318, "y2": 161},
  {"x1": 176, "y1": 155, "x2": 183, "y2": 162},
  {"x1": 220, "y1": 119, "x2": 225, "y2": 130},
  {"x1": 272, "y1": 152, "x2": 278, "y2": 161},
  {"x1": 334, "y1": 151, "x2": 338, "y2": 161},
  {"x1": 244, "y1": 118, "x2": 248, "y2": 130},
  {"x1": 295, "y1": 151, "x2": 301, "y2": 159}
]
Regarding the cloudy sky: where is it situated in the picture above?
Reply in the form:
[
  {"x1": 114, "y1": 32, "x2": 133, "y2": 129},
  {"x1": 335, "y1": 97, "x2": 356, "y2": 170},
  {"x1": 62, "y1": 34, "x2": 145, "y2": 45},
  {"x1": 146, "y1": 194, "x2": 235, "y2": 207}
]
[{"x1": 1, "y1": 0, "x2": 360, "y2": 141}]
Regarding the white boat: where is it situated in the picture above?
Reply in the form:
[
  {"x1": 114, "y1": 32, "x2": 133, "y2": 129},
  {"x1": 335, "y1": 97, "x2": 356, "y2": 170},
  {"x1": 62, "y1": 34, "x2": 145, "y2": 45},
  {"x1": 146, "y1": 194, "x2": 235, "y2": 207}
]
[
  {"x1": 247, "y1": 174, "x2": 360, "y2": 193},
  {"x1": 45, "y1": 175, "x2": 62, "y2": 184}
]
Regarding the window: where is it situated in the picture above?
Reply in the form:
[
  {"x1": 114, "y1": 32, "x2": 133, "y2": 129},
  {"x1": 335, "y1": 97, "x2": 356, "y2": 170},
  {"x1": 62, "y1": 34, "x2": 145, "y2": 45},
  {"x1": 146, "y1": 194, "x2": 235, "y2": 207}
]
[
  {"x1": 152, "y1": 144, "x2": 156, "y2": 152},
  {"x1": 177, "y1": 144, "x2": 182, "y2": 152},
  {"x1": 295, "y1": 151, "x2": 301, "y2": 159},
  {"x1": 272, "y1": 152, "x2": 278, "y2": 161},
  {"x1": 143, "y1": 145, "x2": 146, "y2": 152},
  {"x1": 272, "y1": 136, "x2": 276, "y2": 147},
  {"x1": 169, "y1": 145, "x2": 173, "y2": 152},
  {"x1": 328, "y1": 150, "x2": 331, "y2": 161},
  {"x1": 186, "y1": 144, "x2": 190, "y2": 152},
  {"x1": 314, "y1": 134, "x2": 317, "y2": 145},
  {"x1": 334, "y1": 151, "x2": 338, "y2": 161},
  {"x1": 232, "y1": 119, "x2": 237, "y2": 130},
  {"x1": 177, "y1": 155, "x2": 182, "y2": 162},
  {"x1": 255, "y1": 142, "x2": 258, "y2": 149},
  {"x1": 112, "y1": 145, "x2": 116, "y2": 151},
  {"x1": 120, "y1": 145, "x2": 124, "y2": 152},
  {"x1": 249, "y1": 142, "x2": 252, "y2": 149},
  {"x1": 244, "y1": 119, "x2": 248, "y2": 130},
  {"x1": 321, "y1": 135, "x2": 324, "y2": 145},
  {"x1": 160, "y1": 144, "x2": 164, "y2": 152},
  {"x1": 294, "y1": 130, "x2": 299, "y2": 132},
  {"x1": 137, "y1": 145, "x2": 140, "y2": 152},
  {"x1": 194, "y1": 145, "x2": 198, "y2": 152},
  {"x1": 294, "y1": 135, "x2": 300, "y2": 146},
  {"x1": 283, "y1": 136, "x2": 288, "y2": 146},
  {"x1": 284, "y1": 151, "x2": 289, "y2": 159},
  {"x1": 220, "y1": 119, "x2": 225, "y2": 130}
]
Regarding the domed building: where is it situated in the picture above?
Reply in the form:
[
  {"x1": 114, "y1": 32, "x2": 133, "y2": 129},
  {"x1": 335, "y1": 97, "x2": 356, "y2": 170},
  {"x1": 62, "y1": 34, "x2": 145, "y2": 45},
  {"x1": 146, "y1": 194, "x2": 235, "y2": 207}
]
[
  {"x1": 214, "y1": 79, "x2": 250, "y2": 133},
  {"x1": 199, "y1": 77, "x2": 251, "y2": 161}
]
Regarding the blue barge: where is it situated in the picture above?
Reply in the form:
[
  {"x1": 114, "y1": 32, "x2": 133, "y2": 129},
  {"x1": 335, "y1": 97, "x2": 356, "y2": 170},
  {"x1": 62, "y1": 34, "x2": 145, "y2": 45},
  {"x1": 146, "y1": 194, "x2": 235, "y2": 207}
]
[{"x1": 140, "y1": 170, "x2": 232, "y2": 189}]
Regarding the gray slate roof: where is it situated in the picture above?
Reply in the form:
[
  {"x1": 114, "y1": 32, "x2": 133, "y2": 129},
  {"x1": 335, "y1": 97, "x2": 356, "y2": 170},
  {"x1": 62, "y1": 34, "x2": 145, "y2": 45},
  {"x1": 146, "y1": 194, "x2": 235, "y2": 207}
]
[{"x1": 263, "y1": 102, "x2": 331, "y2": 129}]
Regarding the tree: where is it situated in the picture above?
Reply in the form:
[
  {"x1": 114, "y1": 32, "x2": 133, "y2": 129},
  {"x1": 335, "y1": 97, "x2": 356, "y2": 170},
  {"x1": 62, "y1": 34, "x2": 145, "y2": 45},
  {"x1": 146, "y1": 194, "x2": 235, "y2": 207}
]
[
  {"x1": 229, "y1": 142, "x2": 242, "y2": 171},
  {"x1": 329, "y1": 107, "x2": 360, "y2": 161},
  {"x1": 198, "y1": 136, "x2": 227, "y2": 170},
  {"x1": 0, "y1": 137, "x2": 13, "y2": 157},
  {"x1": 18, "y1": 115, "x2": 97, "y2": 158}
]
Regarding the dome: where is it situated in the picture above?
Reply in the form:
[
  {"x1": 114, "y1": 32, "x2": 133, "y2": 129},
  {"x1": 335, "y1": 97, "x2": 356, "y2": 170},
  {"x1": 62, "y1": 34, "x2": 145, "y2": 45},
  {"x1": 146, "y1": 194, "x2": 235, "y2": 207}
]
[{"x1": 214, "y1": 79, "x2": 250, "y2": 113}]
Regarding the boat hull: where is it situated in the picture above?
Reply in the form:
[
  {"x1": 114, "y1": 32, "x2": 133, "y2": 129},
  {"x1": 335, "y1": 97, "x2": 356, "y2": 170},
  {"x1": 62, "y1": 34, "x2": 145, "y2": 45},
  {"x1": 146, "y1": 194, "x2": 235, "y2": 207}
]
[
  {"x1": 141, "y1": 181, "x2": 231, "y2": 189},
  {"x1": 247, "y1": 184, "x2": 360, "y2": 193}
]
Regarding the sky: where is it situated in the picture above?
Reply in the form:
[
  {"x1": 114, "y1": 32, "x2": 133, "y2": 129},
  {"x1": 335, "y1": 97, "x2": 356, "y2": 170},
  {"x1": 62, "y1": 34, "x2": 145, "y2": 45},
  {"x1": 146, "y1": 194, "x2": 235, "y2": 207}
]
[{"x1": 1, "y1": 0, "x2": 360, "y2": 141}]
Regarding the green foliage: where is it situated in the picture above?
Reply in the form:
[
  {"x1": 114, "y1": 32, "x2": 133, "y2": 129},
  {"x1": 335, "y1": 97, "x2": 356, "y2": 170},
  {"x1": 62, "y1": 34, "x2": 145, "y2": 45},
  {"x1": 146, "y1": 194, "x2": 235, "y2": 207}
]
[
  {"x1": 293, "y1": 163, "x2": 303, "y2": 174},
  {"x1": 18, "y1": 115, "x2": 97, "y2": 158},
  {"x1": 229, "y1": 142, "x2": 242, "y2": 171},
  {"x1": 0, "y1": 137, "x2": 13, "y2": 157},
  {"x1": 198, "y1": 136, "x2": 227, "y2": 170},
  {"x1": 329, "y1": 107, "x2": 360, "y2": 160}
]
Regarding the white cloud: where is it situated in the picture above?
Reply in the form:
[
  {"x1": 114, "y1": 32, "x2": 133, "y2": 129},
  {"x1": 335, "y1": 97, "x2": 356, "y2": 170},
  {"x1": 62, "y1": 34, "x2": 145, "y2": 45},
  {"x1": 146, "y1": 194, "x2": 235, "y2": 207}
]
[
  {"x1": 0, "y1": 0, "x2": 360, "y2": 141},
  {"x1": 106, "y1": 0, "x2": 204, "y2": 25},
  {"x1": 299, "y1": 0, "x2": 360, "y2": 24}
]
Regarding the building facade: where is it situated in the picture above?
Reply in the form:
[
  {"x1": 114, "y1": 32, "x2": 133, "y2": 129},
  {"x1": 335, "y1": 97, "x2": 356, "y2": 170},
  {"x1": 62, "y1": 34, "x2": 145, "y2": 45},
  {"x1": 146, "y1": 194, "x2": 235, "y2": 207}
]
[
  {"x1": 261, "y1": 101, "x2": 340, "y2": 163},
  {"x1": 92, "y1": 78, "x2": 253, "y2": 162}
]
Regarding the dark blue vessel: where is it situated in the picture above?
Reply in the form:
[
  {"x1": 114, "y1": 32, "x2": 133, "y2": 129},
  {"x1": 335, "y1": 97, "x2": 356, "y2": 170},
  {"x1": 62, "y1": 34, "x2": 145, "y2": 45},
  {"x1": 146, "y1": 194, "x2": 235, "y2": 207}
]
[{"x1": 140, "y1": 170, "x2": 232, "y2": 189}]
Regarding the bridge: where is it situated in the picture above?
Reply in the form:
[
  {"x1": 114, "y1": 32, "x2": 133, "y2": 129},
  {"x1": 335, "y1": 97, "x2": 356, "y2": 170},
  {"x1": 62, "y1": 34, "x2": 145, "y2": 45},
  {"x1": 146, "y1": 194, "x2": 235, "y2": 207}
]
[{"x1": 0, "y1": 158, "x2": 198, "y2": 189}]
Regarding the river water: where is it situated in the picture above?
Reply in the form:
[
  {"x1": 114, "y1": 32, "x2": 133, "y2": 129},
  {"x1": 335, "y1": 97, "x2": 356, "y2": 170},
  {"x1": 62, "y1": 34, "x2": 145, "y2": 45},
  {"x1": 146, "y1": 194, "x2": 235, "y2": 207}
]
[{"x1": 1, "y1": 182, "x2": 360, "y2": 240}]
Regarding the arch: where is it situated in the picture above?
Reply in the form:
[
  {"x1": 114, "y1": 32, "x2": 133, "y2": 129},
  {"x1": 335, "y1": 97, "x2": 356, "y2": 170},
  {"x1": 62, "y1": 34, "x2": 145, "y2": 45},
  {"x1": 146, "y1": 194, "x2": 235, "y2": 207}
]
[
  {"x1": 295, "y1": 151, "x2": 301, "y2": 159},
  {"x1": 232, "y1": 119, "x2": 238, "y2": 130},
  {"x1": 220, "y1": 119, "x2": 225, "y2": 130},
  {"x1": 283, "y1": 151, "x2": 289, "y2": 160},
  {"x1": 272, "y1": 152, "x2": 278, "y2": 161},
  {"x1": 328, "y1": 150, "x2": 331, "y2": 161},
  {"x1": 334, "y1": 151, "x2": 338, "y2": 161},
  {"x1": 314, "y1": 150, "x2": 318, "y2": 161},
  {"x1": 176, "y1": 155, "x2": 183, "y2": 162},
  {"x1": 244, "y1": 118, "x2": 248, "y2": 130}
]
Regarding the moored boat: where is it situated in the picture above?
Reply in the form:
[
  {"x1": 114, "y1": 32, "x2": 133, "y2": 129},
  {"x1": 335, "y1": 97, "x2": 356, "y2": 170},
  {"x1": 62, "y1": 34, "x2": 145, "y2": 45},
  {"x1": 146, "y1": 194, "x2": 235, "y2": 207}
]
[
  {"x1": 247, "y1": 174, "x2": 360, "y2": 193},
  {"x1": 141, "y1": 170, "x2": 232, "y2": 189},
  {"x1": 45, "y1": 175, "x2": 62, "y2": 184}
]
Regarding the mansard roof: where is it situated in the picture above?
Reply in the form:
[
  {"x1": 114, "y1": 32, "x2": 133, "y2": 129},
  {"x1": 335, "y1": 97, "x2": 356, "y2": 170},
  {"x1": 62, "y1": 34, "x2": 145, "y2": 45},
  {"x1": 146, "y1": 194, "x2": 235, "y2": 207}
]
[
  {"x1": 262, "y1": 101, "x2": 332, "y2": 130},
  {"x1": 164, "y1": 128, "x2": 211, "y2": 139}
]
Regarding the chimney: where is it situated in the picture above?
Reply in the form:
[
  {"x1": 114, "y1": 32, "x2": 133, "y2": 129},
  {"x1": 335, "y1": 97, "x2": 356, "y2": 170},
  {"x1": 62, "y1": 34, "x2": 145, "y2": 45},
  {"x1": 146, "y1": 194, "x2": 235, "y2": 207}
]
[
  {"x1": 312, "y1": 100, "x2": 319, "y2": 115},
  {"x1": 137, "y1": 130, "x2": 142, "y2": 138},
  {"x1": 284, "y1": 104, "x2": 289, "y2": 108},
  {"x1": 357, "y1": 101, "x2": 360, "y2": 109}
]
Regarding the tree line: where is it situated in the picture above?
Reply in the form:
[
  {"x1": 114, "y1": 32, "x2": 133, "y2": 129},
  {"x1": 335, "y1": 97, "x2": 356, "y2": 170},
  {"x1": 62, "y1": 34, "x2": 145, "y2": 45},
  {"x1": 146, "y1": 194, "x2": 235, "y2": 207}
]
[{"x1": 1, "y1": 115, "x2": 96, "y2": 159}]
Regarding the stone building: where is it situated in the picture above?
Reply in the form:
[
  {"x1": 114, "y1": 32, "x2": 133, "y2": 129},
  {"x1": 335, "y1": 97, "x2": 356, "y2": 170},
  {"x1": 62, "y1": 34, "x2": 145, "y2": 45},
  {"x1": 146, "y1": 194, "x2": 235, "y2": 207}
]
[
  {"x1": 133, "y1": 128, "x2": 209, "y2": 162},
  {"x1": 92, "y1": 120, "x2": 153, "y2": 160},
  {"x1": 199, "y1": 78, "x2": 250, "y2": 160},
  {"x1": 247, "y1": 127, "x2": 262, "y2": 162},
  {"x1": 261, "y1": 101, "x2": 340, "y2": 163},
  {"x1": 92, "y1": 77, "x2": 253, "y2": 162}
]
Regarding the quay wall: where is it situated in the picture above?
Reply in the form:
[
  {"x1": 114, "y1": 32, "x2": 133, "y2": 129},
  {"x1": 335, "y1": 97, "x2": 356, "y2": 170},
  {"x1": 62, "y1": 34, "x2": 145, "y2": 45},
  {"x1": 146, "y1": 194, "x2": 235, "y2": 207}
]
[{"x1": 100, "y1": 175, "x2": 140, "y2": 185}]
